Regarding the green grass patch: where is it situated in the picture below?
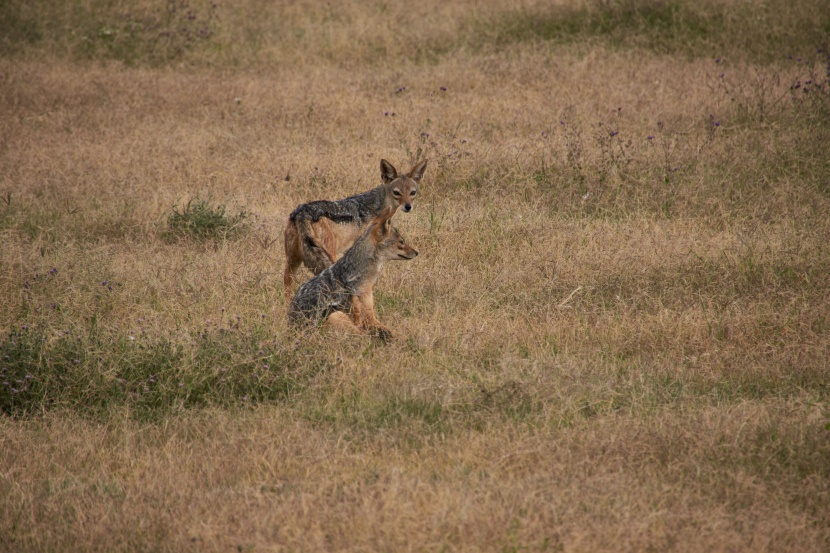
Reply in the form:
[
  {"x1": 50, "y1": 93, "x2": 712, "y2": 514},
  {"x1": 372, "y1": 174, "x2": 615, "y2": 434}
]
[
  {"x1": 0, "y1": 325, "x2": 328, "y2": 420},
  {"x1": 164, "y1": 197, "x2": 248, "y2": 242},
  {"x1": 472, "y1": 0, "x2": 830, "y2": 62},
  {"x1": 4, "y1": 0, "x2": 828, "y2": 67},
  {"x1": 490, "y1": 1, "x2": 717, "y2": 53},
  {"x1": 0, "y1": 0, "x2": 220, "y2": 65}
]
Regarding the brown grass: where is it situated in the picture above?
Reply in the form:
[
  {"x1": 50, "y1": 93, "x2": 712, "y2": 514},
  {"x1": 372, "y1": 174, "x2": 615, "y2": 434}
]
[{"x1": 1, "y1": 0, "x2": 829, "y2": 551}]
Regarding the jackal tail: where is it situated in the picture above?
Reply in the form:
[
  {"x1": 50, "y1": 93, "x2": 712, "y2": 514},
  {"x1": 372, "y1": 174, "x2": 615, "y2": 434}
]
[
  {"x1": 283, "y1": 214, "x2": 335, "y2": 301},
  {"x1": 294, "y1": 216, "x2": 335, "y2": 274}
]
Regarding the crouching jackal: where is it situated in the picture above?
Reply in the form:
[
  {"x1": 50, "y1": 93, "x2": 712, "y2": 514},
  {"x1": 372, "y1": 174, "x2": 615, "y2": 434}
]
[
  {"x1": 288, "y1": 207, "x2": 418, "y2": 340},
  {"x1": 283, "y1": 159, "x2": 427, "y2": 301}
]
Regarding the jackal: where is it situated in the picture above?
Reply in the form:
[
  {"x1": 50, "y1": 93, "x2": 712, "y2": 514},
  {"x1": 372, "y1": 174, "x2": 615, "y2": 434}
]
[
  {"x1": 283, "y1": 158, "x2": 427, "y2": 301},
  {"x1": 288, "y1": 207, "x2": 418, "y2": 340}
]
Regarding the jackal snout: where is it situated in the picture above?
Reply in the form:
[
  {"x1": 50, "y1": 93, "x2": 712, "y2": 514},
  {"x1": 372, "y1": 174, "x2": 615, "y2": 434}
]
[
  {"x1": 373, "y1": 215, "x2": 419, "y2": 263},
  {"x1": 395, "y1": 240, "x2": 418, "y2": 260},
  {"x1": 383, "y1": 239, "x2": 417, "y2": 261}
]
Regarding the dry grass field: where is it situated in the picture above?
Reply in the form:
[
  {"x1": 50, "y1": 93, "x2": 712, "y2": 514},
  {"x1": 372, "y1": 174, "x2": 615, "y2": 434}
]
[{"x1": 1, "y1": 0, "x2": 829, "y2": 551}]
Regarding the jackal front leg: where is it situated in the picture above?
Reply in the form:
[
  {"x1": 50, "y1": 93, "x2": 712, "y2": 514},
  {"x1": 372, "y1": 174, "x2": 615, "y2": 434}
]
[{"x1": 349, "y1": 292, "x2": 392, "y2": 341}]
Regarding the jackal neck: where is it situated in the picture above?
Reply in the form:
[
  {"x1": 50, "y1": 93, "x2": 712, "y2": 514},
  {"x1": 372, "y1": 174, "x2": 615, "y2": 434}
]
[
  {"x1": 354, "y1": 185, "x2": 390, "y2": 219},
  {"x1": 326, "y1": 238, "x2": 379, "y2": 286}
]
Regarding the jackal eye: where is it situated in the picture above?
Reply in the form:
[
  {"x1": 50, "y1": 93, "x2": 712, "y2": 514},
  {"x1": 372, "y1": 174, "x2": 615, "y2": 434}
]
[
  {"x1": 410, "y1": 190, "x2": 417, "y2": 197},
  {"x1": 392, "y1": 189, "x2": 402, "y2": 197}
]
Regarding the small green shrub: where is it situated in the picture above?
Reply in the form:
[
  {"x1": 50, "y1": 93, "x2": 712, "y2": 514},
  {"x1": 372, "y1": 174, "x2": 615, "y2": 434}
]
[{"x1": 165, "y1": 197, "x2": 248, "y2": 241}]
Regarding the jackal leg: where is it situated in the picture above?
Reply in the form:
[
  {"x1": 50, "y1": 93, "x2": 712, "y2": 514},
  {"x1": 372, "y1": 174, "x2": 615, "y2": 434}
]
[
  {"x1": 324, "y1": 311, "x2": 362, "y2": 335},
  {"x1": 350, "y1": 291, "x2": 392, "y2": 341},
  {"x1": 283, "y1": 254, "x2": 303, "y2": 303},
  {"x1": 283, "y1": 221, "x2": 304, "y2": 302}
]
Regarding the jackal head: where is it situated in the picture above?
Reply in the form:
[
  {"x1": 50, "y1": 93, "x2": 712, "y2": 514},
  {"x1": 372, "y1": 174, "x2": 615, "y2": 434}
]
[
  {"x1": 370, "y1": 207, "x2": 419, "y2": 261},
  {"x1": 380, "y1": 159, "x2": 428, "y2": 213}
]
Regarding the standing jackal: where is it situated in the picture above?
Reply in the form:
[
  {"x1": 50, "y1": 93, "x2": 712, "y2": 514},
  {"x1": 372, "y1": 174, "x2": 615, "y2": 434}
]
[
  {"x1": 283, "y1": 159, "x2": 427, "y2": 300},
  {"x1": 288, "y1": 207, "x2": 418, "y2": 340}
]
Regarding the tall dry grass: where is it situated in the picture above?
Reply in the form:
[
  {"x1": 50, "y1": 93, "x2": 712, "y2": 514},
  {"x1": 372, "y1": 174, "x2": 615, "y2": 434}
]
[{"x1": 1, "y1": 0, "x2": 829, "y2": 551}]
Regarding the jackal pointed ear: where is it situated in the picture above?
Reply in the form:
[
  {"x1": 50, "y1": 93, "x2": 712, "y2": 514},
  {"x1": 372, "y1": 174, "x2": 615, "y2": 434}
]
[
  {"x1": 408, "y1": 159, "x2": 428, "y2": 182},
  {"x1": 380, "y1": 159, "x2": 398, "y2": 184},
  {"x1": 372, "y1": 206, "x2": 395, "y2": 236}
]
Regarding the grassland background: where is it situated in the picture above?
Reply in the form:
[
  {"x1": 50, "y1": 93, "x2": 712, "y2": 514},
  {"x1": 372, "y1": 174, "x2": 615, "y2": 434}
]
[{"x1": 1, "y1": 0, "x2": 829, "y2": 551}]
